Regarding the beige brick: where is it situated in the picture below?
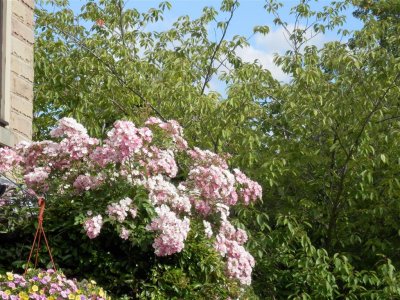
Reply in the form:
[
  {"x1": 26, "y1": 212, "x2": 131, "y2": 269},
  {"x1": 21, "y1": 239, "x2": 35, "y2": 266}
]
[
  {"x1": 11, "y1": 94, "x2": 33, "y2": 118},
  {"x1": 12, "y1": 16, "x2": 34, "y2": 45},
  {"x1": 11, "y1": 36, "x2": 33, "y2": 63},
  {"x1": 11, "y1": 56, "x2": 34, "y2": 82},
  {"x1": 20, "y1": 0, "x2": 35, "y2": 10},
  {"x1": 13, "y1": 131, "x2": 32, "y2": 145},
  {"x1": 10, "y1": 111, "x2": 32, "y2": 138},
  {"x1": 0, "y1": 127, "x2": 15, "y2": 147},
  {"x1": 10, "y1": 73, "x2": 34, "y2": 101},
  {"x1": 12, "y1": 0, "x2": 34, "y2": 27}
]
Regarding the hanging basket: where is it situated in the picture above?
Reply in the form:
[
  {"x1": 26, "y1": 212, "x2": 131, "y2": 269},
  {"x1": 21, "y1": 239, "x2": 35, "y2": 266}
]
[
  {"x1": 0, "y1": 195, "x2": 111, "y2": 299},
  {"x1": 0, "y1": 269, "x2": 110, "y2": 299},
  {"x1": 24, "y1": 196, "x2": 57, "y2": 274}
]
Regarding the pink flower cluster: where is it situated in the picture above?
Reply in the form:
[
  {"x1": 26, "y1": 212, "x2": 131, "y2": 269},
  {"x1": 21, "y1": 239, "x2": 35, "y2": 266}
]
[
  {"x1": 16, "y1": 141, "x2": 55, "y2": 172},
  {"x1": 120, "y1": 227, "x2": 130, "y2": 240},
  {"x1": 146, "y1": 205, "x2": 190, "y2": 256},
  {"x1": 214, "y1": 220, "x2": 254, "y2": 285},
  {"x1": 203, "y1": 220, "x2": 213, "y2": 238},
  {"x1": 23, "y1": 167, "x2": 49, "y2": 189},
  {"x1": 50, "y1": 117, "x2": 88, "y2": 138},
  {"x1": 73, "y1": 174, "x2": 103, "y2": 192},
  {"x1": 83, "y1": 215, "x2": 103, "y2": 239},
  {"x1": 189, "y1": 165, "x2": 238, "y2": 207},
  {"x1": 0, "y1": 147, "x2": 21, "y2": 173},
  {"x1": 191, "y1": 198, "x2": 211, "y2": 216},
  {"x1": 106, "y1": 197, "x2": 137, "y2": 223},
  {"x1": 144, "y1": 147, "x2": 178, "y2": 177},
  {"x1": 82, "y1": 198, "x2": 138, "y2": 240},
  {"x1": 50, "y1": 117, "x2": 98, "y2": 162},
  {"x1": 234, "y1": 169, "x2": 262, "y2": 205},
  {"x1": 92, "y1": 121, "x2": 152, "y2": 165},
  {"x1": 147, "y1": 175, "x2": 191, "y2": 213},
  {"x1": 14, "y1": 120, "x2": 98, "y2": 188},
  {"x1": 58, "y1": 133, "x2": 98, "y2": 161},
  {"x1": 189, "y1": 147, "x2": 229, "y2": 169},
  {"x1": 145, "y1": 117, "x2": 188, "y2": 150},
  {"x1": 186, "y1": 150, "x2": 261, "y2": 217}
]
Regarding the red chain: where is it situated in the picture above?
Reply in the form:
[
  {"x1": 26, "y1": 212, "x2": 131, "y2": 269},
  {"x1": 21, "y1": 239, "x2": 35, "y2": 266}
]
[{"x1": 24, "y1": 196, "x2": 57, "y2": 275}]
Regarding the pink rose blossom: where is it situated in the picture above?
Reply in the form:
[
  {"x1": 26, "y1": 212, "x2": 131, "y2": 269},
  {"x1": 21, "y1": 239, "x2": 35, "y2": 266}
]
[
  {"x1": 188, "y1": 165, "x2": 238, "y2": 206},
  {"x1": 144, "y1": 147, "x2": 178, "y2": 178},
  {"x1": 146, "y1": 205, "x2": 190, "y2": 256},
  {"x1": 234, "y1": 169, "x2": 262, "y2": 204},
  {"x1": 145, "y1": 118, "x2": 188, "y2": 150},
  {"x1": 147, "y1": 176, "x2": 191, "y2": 213},
  {"x1": 107, "y1": 197, "x2": 135, "y2": 223},
  {"x1": 120, "y1": 227, "x2": 130, "y2": 240},
  {"x1": 189, "y1": 147, "x2": 228, "y2": 169},
  {"x1": 145, "y1": 117, "x2": 162, "y2": 125},
  {"x1": 214, "y1": 221, "x2": 254, "y2": 285},
  {"x1": 0, "y1": 147, "x2": 21, "y2": 173},
  {"x1": 24, "y1": 167, "x2": 49, "y2": 187},
  {"x1": 50, "y1": 117, "x2": 88, "y2": 138},
  {"x1": 73, "y1": 174, "x2": 103, "y2": 192},
  {"x1": 84, "y1": 215, "x2": 103, "y2": 239},
  {"x1": 105, "y1": 120, "x2": 146, "y2": 161},
  {"x1": 129, "y1": 207, "x2": 138, "y2": 218},
  {"x1": 203, "y1": 220, "x2": 213, "y2": 238}
]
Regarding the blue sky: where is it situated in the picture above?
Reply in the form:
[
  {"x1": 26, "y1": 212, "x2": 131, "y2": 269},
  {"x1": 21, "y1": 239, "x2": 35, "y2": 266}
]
[
  {"x1": 121, "y1": 0, "x2": 363, "y2": 37},
  {"x1": 63, "y1": 0, "x2": 363, "y2": 39},
  {"x1": 43, "y1": 0, "x2": 363, "y2": 85}
]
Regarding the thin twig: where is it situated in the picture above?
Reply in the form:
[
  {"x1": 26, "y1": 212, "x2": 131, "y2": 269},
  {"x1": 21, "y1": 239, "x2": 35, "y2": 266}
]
[{"x1": 200, "y1": 1, "x2": 238, "y2": 95}]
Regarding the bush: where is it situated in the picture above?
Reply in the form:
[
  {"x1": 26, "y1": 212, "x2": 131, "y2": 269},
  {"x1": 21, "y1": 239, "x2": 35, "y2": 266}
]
[{"x1": 0, "y1": 117, "x2": 261, "y2": 298}]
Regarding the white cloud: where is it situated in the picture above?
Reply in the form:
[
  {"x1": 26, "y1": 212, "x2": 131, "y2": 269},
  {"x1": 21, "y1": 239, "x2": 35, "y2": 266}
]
[
  {"x1": 236, "y1": 25, "x2": 328, "y2": 82},
  {"x1": 236, "y1": 46, "x2": 288, "y2": 81}
]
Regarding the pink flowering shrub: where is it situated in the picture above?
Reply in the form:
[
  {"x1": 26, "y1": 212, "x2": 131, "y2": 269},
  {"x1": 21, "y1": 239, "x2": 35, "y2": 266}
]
[{"x1": 0, "y1": 117, "x2": 262, "y2": 294}]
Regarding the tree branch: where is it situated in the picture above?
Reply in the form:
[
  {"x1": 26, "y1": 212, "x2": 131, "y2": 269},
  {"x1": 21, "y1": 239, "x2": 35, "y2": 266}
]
[{"x1": 200, "y1": 1, "x2": 238, "y2": 95}]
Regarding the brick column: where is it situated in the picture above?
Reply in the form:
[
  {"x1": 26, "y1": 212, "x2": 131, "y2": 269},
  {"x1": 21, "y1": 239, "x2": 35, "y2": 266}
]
[{"x1": 0, "y1": 0, "x2": 34, "y2": 146}]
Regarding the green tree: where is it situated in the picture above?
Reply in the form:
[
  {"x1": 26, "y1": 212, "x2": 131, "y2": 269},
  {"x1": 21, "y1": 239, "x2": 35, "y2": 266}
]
[{"x1": 246, "y1": 0, "x2": 400, "y2": 298}]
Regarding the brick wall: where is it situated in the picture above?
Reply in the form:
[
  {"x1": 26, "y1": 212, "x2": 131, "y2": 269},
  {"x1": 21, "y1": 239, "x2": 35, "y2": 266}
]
[{"x1": 0, "y1": 0, "x2": 34, "y2": 146}]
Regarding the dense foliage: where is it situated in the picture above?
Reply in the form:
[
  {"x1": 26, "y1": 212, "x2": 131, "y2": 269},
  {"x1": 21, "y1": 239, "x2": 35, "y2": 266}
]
[{"x1": 1, "y1": 0, "x2": 400, "y2": 298}]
